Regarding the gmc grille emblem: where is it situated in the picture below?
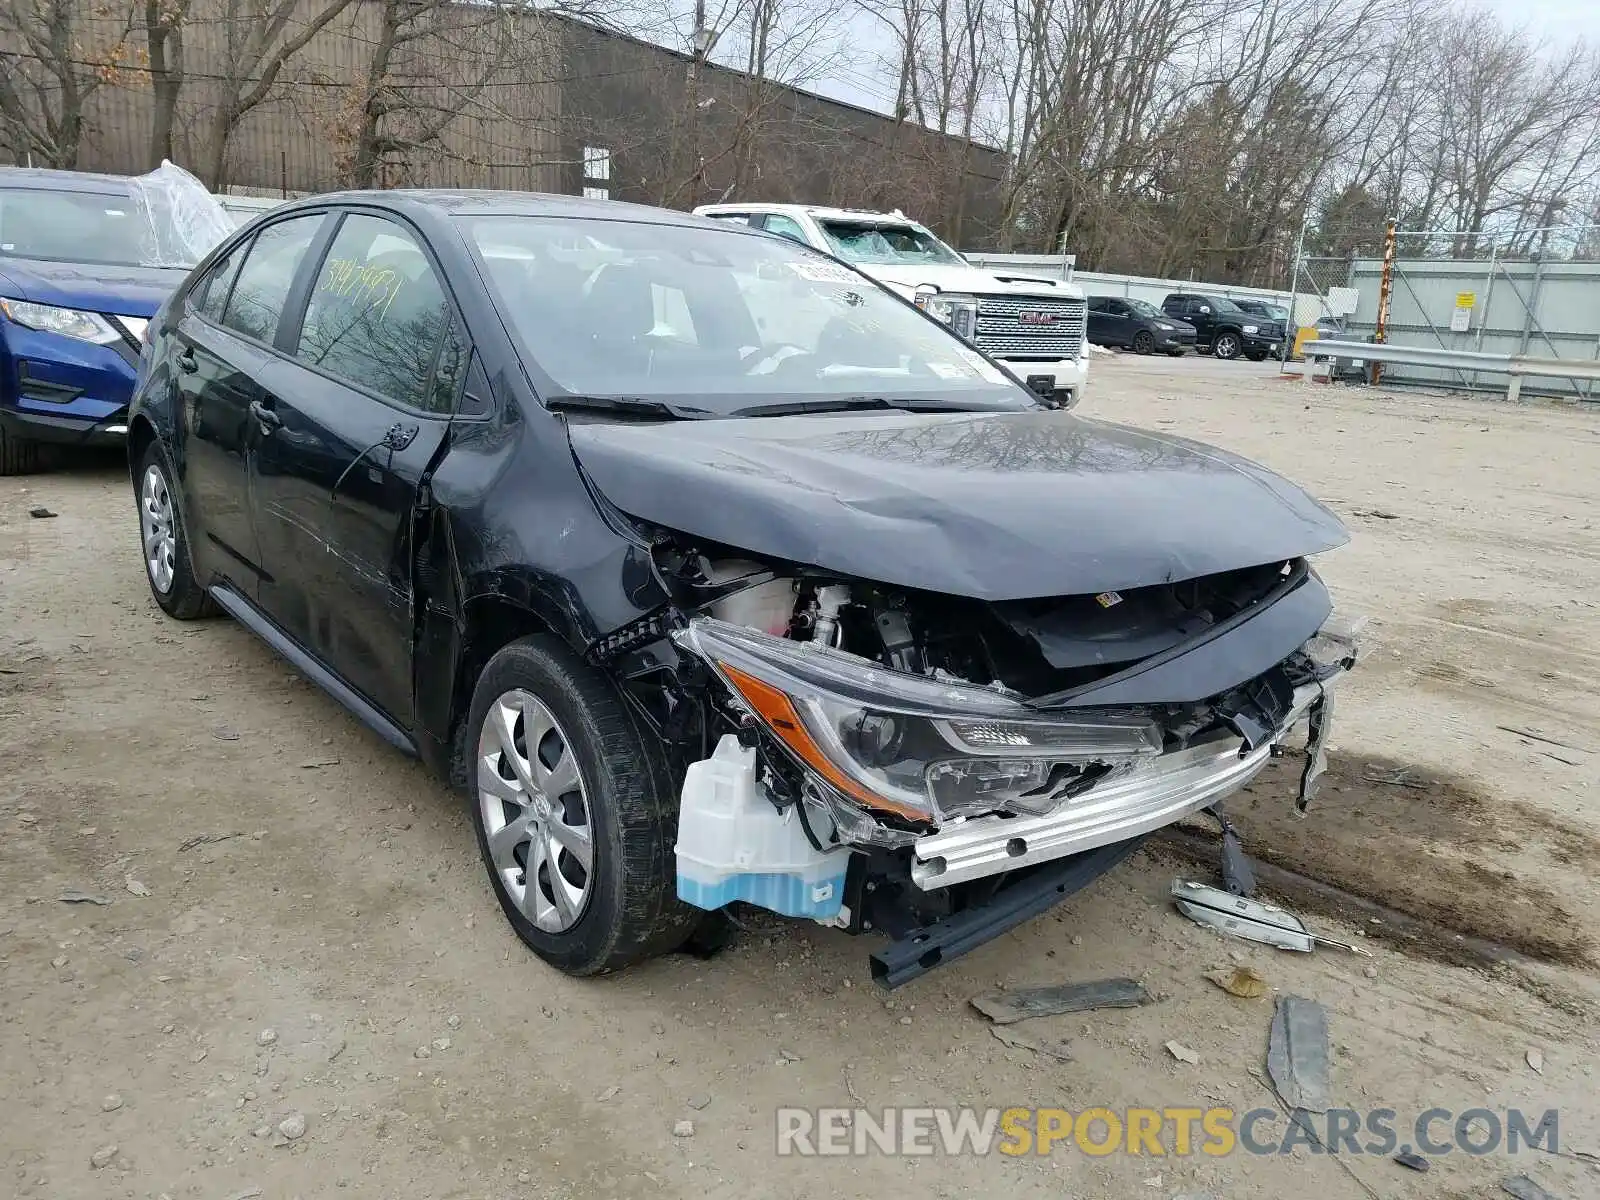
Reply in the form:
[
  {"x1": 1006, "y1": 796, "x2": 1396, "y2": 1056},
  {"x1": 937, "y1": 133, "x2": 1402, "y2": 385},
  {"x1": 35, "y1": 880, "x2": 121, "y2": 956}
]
[{"x1": 1018, "y1": 311, "x2": 1057, "y2": 326}]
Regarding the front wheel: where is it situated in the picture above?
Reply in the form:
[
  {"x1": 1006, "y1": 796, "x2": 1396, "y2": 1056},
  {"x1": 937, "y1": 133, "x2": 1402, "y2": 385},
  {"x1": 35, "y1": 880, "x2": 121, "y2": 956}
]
[
  {"x1": 1132, "y1": 330, "x2": 1155, "y2": 355},
  {"x1": 1212, "y1": 332, "x2": 1242, "y2": 360},
  {"x1": 466, "y1": 635, "x2": 698, "y2": 975},
  {"x1": 0, "y1": 424, "x2": 41, "y2": 475}
]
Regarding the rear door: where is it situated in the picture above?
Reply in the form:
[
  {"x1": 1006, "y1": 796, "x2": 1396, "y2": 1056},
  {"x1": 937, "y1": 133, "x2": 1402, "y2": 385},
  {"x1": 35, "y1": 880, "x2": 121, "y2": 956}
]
[
  {"x1": 250, "y1": 210, "x2": 461, "y2": 726},
  {"x1": 1086, "y1": 298, "x2": 1116, "y2": 344},
  {"x1": 175, "y1": 213, "x2": 328, "y2": 586}
]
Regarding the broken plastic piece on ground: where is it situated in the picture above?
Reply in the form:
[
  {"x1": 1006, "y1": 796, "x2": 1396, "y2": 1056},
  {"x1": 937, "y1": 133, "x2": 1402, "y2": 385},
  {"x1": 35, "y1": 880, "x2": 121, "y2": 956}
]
[
  {"x1": 1500, "y1": 1174, "x2": 1559, "y2": 1200},
  {"x1": 990, "y1": 1026, "x2": 1073, "y2": 1062},
  {"x1": 1165, "y1": 1039, "x2": 1200, "y2": 1064},
  {"x1": 1394, "y1": 1150, "x2": 1430, "y2": 1172},
  {"x1": 1171, "y1": 879, "x2": 1373, "y2": 956},
  {"x1": 57, "y1": 891, "x2": 109, "y2": 905},
  {"x1": 970, "y1": 977, "x2": 1152, "y2": 1024},
  {"x1": 1206, "y1": 965, "x2": 1267, "y2": 998},
  {"x1": 28, "y1": 506, "x2": 57, "y2": 519},
  {"x1": 1267, "y1": 994, "x2": 1331, "y2": 1113}
]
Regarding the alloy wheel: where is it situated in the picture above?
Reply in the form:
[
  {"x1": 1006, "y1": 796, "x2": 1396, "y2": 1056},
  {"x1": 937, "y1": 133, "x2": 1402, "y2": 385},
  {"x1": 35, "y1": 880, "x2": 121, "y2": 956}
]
[
  {"x1": 477, "y1": 689, "x2": 595, "y2": 932},
  {"x1": 139, "y1": 464, "x2": 177, "y2": 595}
]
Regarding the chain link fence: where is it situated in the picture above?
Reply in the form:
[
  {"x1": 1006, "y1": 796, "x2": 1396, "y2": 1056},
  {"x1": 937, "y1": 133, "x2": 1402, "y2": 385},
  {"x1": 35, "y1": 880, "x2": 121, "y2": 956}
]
[{"x1": 1285, "y1": 222, "x2": 1600, "y2": 399}]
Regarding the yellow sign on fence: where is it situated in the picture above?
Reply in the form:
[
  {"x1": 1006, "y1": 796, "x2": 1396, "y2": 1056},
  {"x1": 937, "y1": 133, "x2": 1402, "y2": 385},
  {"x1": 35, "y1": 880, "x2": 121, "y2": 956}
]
[{"x1": 1455, "y1": 292, "x2": 1477, "y2": 309}]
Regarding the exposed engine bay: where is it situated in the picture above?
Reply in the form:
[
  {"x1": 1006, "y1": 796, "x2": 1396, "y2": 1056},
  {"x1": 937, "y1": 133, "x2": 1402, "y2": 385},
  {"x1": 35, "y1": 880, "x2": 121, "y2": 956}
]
[{"x1": 594, "y1": 534, "x2": 1361, "y2": 987}]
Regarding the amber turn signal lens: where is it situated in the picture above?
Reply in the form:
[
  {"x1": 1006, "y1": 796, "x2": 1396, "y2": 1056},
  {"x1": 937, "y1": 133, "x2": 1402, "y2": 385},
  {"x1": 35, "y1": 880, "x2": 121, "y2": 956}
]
[{"x1": 718, "y1": 662, "x2": 927, "y2": 821}]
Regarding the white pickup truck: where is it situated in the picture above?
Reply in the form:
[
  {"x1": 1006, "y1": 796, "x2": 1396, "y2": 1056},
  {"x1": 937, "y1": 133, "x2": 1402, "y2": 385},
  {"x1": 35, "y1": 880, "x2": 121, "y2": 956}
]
[{"x1": 694, "y1": 203, "x2": 1090, "y2": 408}]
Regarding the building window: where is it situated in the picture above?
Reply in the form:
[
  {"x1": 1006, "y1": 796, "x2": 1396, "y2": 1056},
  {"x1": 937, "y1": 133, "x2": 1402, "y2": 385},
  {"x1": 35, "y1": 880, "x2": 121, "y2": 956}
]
[
  {"x1": 583, "y1": 146, "x2": 611, "y2": 182},
  {"x1": 583, "y1": 186, "x2": 610, "y2": 200}
]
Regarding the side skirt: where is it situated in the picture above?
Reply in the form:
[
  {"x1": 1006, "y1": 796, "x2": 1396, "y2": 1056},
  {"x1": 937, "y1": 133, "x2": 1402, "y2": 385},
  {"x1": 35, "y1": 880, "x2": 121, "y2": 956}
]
[{"x1": 207, "y1": 583, "x2": 417, "y2": 757}]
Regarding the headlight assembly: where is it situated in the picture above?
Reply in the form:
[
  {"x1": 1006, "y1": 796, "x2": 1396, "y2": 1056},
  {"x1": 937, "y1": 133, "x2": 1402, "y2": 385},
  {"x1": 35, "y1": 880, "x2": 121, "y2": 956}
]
[
  {"x1": 912, "y1": 287, "x2": 979, "y2": 341},
  {"x1": 1242, "y1": 324, "x2": 1259, "y2": 335},
  {"x1": 675, "y1": 618, "x2": 1161, "y2": 825},
  {"x1": 0, "y1": 298, "x2": 122, "y2": 345}
]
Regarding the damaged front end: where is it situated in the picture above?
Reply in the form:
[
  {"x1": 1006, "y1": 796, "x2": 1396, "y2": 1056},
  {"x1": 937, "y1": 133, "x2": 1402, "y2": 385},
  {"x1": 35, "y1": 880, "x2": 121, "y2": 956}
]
[{"x1": 617, "y1": 544, "x2": 1361, "y2": 988}]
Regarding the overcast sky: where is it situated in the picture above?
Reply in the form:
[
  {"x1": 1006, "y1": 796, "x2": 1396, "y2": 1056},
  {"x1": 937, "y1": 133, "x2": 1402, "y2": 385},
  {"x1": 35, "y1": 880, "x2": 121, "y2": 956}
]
[
  {"x1": 1478, "y1": 0, "x2": 1599, "y2": 40},
  {"x1": 687, "y1": 0, "x2": 1599, "y2": 118}
]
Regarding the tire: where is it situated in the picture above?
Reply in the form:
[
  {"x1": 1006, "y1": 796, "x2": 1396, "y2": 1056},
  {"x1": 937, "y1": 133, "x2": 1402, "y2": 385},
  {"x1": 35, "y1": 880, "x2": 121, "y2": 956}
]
[
  {"x1": 1212, "y1": 331, "x2": 1242, "y2": 360},
  {"x1": 0, "y1": 424, "x2": 41, "y2": 475},
  {"x1": 136, "y1": 441, "x2": 214, "y2": 619},
  {"x1": 466, "y1": 634, "x2": 698, "y2": 976},
  {"x1": 1132, "y1": 330, "x2": 1155, "y2": 355},
  {"x1": 1246, "y1": 351, "x2": 1267, "y2": 362}
]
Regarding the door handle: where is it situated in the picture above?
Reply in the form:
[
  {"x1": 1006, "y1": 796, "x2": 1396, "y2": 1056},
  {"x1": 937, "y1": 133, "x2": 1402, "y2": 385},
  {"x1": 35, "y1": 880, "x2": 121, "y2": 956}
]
[
  {"x1": 177, "y1": 348, "x2": 198, "y2": 374},
  {"x1": 249, "y1": 400, "x2": 282, "y2": 433}
]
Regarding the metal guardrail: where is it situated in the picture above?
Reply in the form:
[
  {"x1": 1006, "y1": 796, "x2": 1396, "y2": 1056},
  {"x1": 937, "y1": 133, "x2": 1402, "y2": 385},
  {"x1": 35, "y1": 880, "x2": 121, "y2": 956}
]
[{"x1": 1305, "y1": 339, "x2": 1600, "y2": 402}]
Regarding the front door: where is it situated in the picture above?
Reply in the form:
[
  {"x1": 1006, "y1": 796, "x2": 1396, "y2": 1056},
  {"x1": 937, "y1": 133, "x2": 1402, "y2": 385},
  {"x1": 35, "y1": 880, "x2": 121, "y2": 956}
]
[{"x1": 251, "y1": 211, "x2": 463, "y2": 726}]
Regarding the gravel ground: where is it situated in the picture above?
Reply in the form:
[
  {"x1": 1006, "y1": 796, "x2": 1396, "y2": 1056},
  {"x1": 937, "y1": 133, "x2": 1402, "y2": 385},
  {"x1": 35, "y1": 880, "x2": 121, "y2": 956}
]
[{"x1": 2, "y1": 354, "x2": 1597, "y2": 1200}]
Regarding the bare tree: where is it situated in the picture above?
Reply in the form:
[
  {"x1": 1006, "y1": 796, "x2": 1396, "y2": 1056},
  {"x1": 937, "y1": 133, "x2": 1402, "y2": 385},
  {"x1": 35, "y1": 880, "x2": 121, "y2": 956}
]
[
  {"x1": 0, "y1": 0, "x2": 139, "y2": 167},
  {"x1": 200, "y1": 0, "x2": 358, "y2": 189}
]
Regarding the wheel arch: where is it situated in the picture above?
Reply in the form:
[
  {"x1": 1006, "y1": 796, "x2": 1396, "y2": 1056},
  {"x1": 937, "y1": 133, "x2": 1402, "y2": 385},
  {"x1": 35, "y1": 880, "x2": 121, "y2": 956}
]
[
  {"x1": 127, "y1": 413, "x2": 159, "y2": 481},
  {"x1": 440, "y1": 590, "x2": 585, "y2": 786}
]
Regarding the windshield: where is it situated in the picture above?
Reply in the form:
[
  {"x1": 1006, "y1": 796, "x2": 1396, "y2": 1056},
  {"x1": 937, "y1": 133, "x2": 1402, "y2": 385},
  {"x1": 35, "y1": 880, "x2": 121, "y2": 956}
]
[
  {"x1": 1126, "y1": 298, "x2": 1165, "y2": 319},
  {"x1": 0, "y1": 163, "x2": 231, "y2": 269},
  {"x1": 1210, "y1": 296, "x2": 1244, "y2": 314},
  {"x1": 816, "y1": 219, "x2": 965, "y2": 267},
  {"x1": 0, "y1": 187, "x2": 160, "y2": 268},
  {"x1": 461, "y1": 216, "x2": 1035, "y2": 416}
]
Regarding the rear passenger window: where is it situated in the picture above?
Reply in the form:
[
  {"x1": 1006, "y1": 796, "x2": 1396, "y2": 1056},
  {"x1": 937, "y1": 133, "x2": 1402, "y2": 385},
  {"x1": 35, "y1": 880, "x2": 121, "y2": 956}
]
[
  {"x1": 296, "y1": 214, "x2": 450, "y2": 411},
  {"x1": 220, "y1": 215, "x2": 325, "y2": 344}
]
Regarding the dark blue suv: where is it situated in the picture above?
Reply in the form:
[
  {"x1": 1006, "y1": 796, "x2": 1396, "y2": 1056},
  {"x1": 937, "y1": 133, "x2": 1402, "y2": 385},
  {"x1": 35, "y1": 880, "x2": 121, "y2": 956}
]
[{"x1": 0, "y1": 168, "x2": 208, "y2": 473}]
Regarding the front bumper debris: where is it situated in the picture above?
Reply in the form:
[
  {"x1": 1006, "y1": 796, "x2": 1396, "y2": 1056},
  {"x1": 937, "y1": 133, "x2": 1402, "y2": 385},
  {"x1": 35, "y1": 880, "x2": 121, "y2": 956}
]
[
  {"x1": 869, "y1": 835, "x2": 1146, "y2": 988},
  {"x1": 910, "y1": 682, "x2": 1328, "y2": 890}
]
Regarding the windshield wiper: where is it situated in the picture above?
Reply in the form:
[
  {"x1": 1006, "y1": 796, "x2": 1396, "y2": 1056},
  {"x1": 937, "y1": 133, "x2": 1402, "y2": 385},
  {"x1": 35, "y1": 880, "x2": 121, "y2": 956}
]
[
  {"x1": 731, "y1": 395, "x2": 1020, "y2": 418},
  {"x1": 546, "y1": 395, "x2": 710, "y2": 420}
]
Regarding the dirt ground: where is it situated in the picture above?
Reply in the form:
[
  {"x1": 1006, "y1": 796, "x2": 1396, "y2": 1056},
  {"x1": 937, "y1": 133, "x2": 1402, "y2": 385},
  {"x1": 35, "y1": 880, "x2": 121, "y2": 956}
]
[{"x1": 3, "y1": 355, "x2": 1598, "y2": 1200}]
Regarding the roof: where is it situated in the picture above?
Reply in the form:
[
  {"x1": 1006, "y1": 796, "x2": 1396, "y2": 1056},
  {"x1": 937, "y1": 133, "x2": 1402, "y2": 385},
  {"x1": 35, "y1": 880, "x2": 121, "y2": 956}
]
[
  {"x1": 697, "y1": 202, "x2": 927, "y2": 224},
  {"x1": 0, "y1": 167, "x2": 134, "y2": 192},
  {"x1": 270, "y1": 187, "x2": 725, "y2": 227}
]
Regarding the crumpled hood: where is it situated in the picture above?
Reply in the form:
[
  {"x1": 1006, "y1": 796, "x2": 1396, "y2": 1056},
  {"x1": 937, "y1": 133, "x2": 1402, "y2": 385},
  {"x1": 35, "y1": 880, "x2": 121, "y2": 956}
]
[
  {"x1": 0, "y1": 258, "x2": 187, "y2": 317},
  {"x1": 859, "y1": 261, "x2": 1081, "y2": 301},
  {"x1": 568, "y1": 409, "x2": 1348, "y2": 601}
]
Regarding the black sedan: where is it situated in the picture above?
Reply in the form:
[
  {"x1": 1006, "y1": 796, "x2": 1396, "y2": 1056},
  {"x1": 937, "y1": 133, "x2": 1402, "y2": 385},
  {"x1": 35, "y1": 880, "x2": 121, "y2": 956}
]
[
  {"x1": 1086, "y1": 295, "x2": 1197, "y2": 355},
  {"x1": 128, "y1": 191, "x2": 1358, "y2": 988}
]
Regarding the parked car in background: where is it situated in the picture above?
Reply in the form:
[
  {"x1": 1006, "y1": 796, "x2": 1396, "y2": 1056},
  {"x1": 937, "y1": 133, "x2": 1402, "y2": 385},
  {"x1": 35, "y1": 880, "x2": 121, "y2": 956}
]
[
  {"x1": 216, "y1": 193, "x2": 288, "y2": 228},
  {"x1": 695, "y1": 202, "x2": 1090, "y2": 408},
  {"x1": 1232, "y1": 298, "x2": 1290, "y2": 327},
  {"x1": 1160, "y1": 292, "x2": 1283, "y2": 361},
  {"x1": 0, "y1": 163, "x2": 231, "y2": 473},
  {"x1": 130, "y1": 190, "x2": 1359, "y2": 989},
  {"x1": 1086, "y1": 295, "x2": 1196, "y2": 355}
]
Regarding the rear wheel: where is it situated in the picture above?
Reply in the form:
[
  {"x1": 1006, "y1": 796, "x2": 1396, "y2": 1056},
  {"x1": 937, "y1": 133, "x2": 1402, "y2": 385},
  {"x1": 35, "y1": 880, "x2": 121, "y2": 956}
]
[
  {"x1": 137, "y1": 442, "x2": 214, "y2": 619},
  {"x1": 1132, "y1": 330, "x2": 1155, "y2": 355},
  {"x1": 467, "y1": 635, "x2": 698, "y2": 975},
  {"x1": 1212, "y1": 331, "x2": 1242, "y2": 360},
  {"x1": 0, "y1": 425, "x2": 40, "y2": 475}
]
